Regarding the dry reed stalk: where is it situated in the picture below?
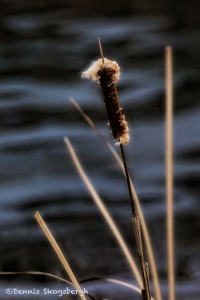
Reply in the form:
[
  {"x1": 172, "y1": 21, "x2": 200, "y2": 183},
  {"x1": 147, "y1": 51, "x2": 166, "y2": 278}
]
[
  {"x1": 165, "y1": 46, "x2": 175, "y2": 300},
  {"x1": 70, "y1": 98, "x2": 162, "y2": 300},
  {"x1": 119, "y1": 143, "x2": 151, "y2": 300},
  {"x1": 34, "y1": 211, "x2": 87, "y2": 300},
  {"x1": 64, "y1": 137, "x2": 143, "y2": 288},
  {"x1": 81, "y1": 39, "x2": 152, "y2": 300}
]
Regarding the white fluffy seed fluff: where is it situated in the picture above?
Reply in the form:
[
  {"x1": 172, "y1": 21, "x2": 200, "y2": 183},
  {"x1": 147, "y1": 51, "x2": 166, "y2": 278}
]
[{"x1": 81, "y1": 58, "x2": 120, "y2": 82}]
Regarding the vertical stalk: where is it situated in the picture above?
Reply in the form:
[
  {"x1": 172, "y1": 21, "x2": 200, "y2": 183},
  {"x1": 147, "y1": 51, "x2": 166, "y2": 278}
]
[
  {"x1": 120, "y1": 144, "x2": 151, "y2": 300},
  {"x1": 165, "y1": 46, "x2": 175, "y2": 300}
]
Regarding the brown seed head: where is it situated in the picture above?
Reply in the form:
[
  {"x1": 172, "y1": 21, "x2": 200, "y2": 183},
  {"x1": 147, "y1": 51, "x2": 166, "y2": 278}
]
[{"x1": 82, "y1": 58, "x2": 129, "y2": 145}]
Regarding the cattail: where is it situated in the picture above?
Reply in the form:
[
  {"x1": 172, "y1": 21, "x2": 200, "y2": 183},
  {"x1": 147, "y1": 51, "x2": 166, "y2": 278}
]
[
  {"x1": 81, "y1": 41, "x2": 152, "y2": 300},
  {"x1": 82, "y1": 58, "x2": 129, "y2": 145}
]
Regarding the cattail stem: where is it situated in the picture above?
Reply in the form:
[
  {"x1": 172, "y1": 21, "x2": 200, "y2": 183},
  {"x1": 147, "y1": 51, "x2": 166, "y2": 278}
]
[
  {"x1": 120, "y1": 144, "x2": 136, "y2": 215},
  {"x1": 120, "y1": 144, "x2": 151, "y2": 300}
]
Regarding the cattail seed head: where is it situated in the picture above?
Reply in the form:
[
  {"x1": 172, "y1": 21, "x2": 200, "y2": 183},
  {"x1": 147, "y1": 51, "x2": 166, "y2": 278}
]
[{"x1": 82, "y1": 58, "x2": 129, "y2": 145}]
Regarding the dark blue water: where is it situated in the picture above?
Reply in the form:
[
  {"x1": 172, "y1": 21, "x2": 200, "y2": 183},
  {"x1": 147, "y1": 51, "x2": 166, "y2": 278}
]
[{"x1": 0, "y1": 1, "x2": 200, "y2": 299}]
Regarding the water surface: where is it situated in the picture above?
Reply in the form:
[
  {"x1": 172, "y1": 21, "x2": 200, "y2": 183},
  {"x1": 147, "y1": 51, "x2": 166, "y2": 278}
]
[{"x1": 0, "y1": 2, "x2": 200, "y2": 299}]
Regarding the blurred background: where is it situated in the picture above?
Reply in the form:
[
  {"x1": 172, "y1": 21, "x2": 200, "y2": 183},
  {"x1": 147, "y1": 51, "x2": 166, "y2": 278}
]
[{"x1": 0, "y1": 0, "x2": 200, "y2": 299}]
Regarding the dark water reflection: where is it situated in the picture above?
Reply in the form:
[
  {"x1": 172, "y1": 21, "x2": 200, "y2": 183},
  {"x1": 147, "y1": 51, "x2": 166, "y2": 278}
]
[{"x1": 0, "y1": 1, "x2": 200, "y2": 299}]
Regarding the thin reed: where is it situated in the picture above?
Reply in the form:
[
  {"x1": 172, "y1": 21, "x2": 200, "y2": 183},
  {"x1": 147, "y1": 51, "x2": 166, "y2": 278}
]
[
  {"x1": 119, "y1": 143, "x2": 151, "y2": 300},
  {"x1": 34, "y1": 211, "x2": 87, "y2": 300},
  {"x1": 165, "y1": 46, "x2": 175, "y2": 300}
]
